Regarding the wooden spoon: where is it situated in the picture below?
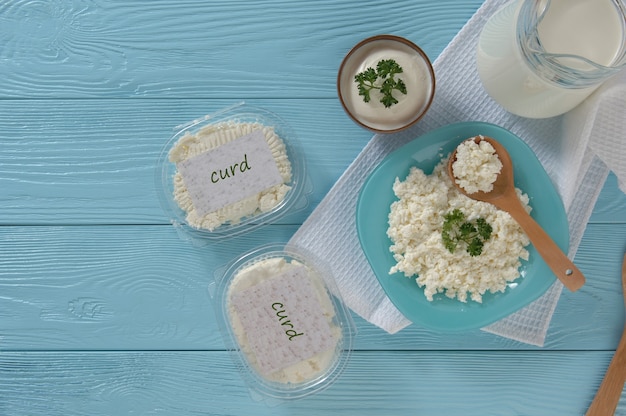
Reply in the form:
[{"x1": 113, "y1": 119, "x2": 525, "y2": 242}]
[
  {"x1": 447, "y1": 136, "x2": 585, "y2": 292},
  {"x1": 585, "y1": 253, "x2": 626, "y2": 416}
]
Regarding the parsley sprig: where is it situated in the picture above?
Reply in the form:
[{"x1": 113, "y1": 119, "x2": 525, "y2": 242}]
[
  {"x1": 354, "y1": 59, "x2": 407, "y2": 108},
  {"x1": 442, "y1": 209, "x2": 493, "y2": 257}
]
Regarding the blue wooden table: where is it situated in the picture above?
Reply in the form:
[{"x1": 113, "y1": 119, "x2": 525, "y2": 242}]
[{"x1": 1, "y1": 1, "x2": 626, "y2": 415}]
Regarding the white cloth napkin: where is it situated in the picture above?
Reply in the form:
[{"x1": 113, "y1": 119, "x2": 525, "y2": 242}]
[{"x1": 287, "y1": 0, "x2": 626, "y2": 346}]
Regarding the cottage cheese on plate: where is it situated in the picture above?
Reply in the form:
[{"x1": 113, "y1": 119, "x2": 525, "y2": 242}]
[{"x1": 387, "y1": 154, "x2": 531, "y2": 303}]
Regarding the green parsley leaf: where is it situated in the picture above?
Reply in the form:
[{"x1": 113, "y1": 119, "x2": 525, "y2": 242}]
[
  {"x1": 354, "y1": 59, "x2": 407, "y2": 108},
  {"x1": 467, "y1": 238, "x2": 485, "y2": 257},
  {"x1": 376, "y1": 59, "x2": 403, "y2": 78},
  {"x1": 475, "y1": 217, "x2": 493, "y2": 240},
  {"x1": 441, "y1": 209, "x2": 493, "y2": 257}
]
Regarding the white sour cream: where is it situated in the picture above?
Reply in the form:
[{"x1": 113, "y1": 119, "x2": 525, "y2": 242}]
[{"x1": 338, "y1": 36, "x2": 435, "y2": 132}]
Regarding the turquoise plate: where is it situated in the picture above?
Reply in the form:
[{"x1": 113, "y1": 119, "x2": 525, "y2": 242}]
[{"x1": 356, "y1": 122, "x2": 569, "y2": 331}]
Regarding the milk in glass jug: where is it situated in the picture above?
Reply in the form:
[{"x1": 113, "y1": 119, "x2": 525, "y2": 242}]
[{"x1": 476, "y1": 0, "x2": 626, "y2": 118}]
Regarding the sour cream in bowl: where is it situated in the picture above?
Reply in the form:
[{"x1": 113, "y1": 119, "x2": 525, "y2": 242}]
[{"x1": 337, "y1": 35, "x2": 435, "y2": 133}]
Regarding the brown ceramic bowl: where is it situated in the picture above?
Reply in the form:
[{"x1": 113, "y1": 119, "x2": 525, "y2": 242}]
[{"x1": 337, "y1": 35, "x2": 435, "y2": 133}]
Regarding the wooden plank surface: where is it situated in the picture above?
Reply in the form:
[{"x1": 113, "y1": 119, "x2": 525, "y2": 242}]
[
  {"x1": 0, "y1": 0, "x2": 480, "y2": 98},
  {"x1": 0, "y1": 350, "x2": 623, "y2": 416},
  {"x1": 0, "y1": 222, "x2": 624, "y2": 352},
  {"x1": 0, "y1": 351, "x2": 626, "y2": 416},
  {"x1": 0, "y1": 99, "x2": 367, "y2": 225},
  {"x1": 2, "y1": 97, "x2": 625, "y2": 225},
  {"x1": 1, "y1": 0, "x2": 626, "y2": 415}
]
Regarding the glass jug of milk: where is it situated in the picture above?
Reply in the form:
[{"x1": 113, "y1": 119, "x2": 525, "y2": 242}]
[{"x1": 476, "y1": 0, "x2": 626, "y2": 118}]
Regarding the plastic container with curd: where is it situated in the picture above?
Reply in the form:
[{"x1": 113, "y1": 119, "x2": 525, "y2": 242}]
[
  {"x1": 156, "y1": 103, "x2": 309, "y2": 241},
  {"x1": 210, "y1": 243, "x2": 355, "y2": 403}
]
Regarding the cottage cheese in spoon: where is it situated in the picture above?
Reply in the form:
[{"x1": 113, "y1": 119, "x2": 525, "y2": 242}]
[{"x1": 451, "y1": 137, "x2": 503, "y2": 194}]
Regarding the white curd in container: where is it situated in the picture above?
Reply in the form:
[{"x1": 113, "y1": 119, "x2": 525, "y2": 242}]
[
  {"x1": 212, "y1": 244, "x2": 355, "y2": 401},
  {"x1": 156, "y1": 104, "x2": 309, "y2": 241}
]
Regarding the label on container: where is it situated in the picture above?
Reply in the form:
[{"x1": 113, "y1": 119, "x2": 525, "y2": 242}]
[
  {"x1": 176, "y1": 130, "x2": 283, "y2": 216},
  {"x1": 230, "y1": 265, "x2": 336, "y2": 376}
]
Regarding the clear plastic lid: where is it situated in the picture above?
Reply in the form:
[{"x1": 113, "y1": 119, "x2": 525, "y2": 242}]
[
  {"x1": 156, "y1": 103, "x2": 309, "y2": 241},
  {"x1": 210, "y1": 243, "x2": 356, "y2": 403}
]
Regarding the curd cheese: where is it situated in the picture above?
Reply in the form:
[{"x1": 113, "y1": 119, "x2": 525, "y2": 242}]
[
  {"x1": 169, "y1": 121, "x2": 292, "y2": 231},
  {"x1": 451, "y1": 137, "x2": 503, "y2": 194},
  {"x1": 226, "y1": 257, "x2": 341, "y2": 384},
  {"x1": 387, "y1": 155, "x2": 530, "y2": 303}
]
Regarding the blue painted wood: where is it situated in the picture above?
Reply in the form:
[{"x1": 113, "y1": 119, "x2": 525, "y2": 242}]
[
  {"x1": 0, "y1": 351, "x2": 623, "y2": 416},
  {"x1": 0, "y1": 222, "x2": 623, "y2": 351},
  {"x1": 0, "y1": 99, "x2": 367, "y2": 225},
  {"x1": 2, "y1": 99, "x2": 624, "y2": 225},
  {"x1": 0, "y1": 0, "x2": 625, "y2": 414},
  {"x1": 592, "y1": 172, "x2": 626, "y2": 223},
  {"x1": 0, "y1": 0, "x2": 482, "y2": 98}
]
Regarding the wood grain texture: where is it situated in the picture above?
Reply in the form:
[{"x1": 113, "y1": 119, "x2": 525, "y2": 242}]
[
  {"x1": 591, "y1": 173, "x2": 626, "y2": 223},
  {"x1": 585, "y1": 325, "x2": 626, "y2": 416},
  {"x1": 0, "y1": 350, "x2": 623, "y2": 416},
  {"x1": 0, "y1": 224, "x2": 297, "y2": 350},
  {"x1": 2, "y1": 98, "x2": 626, "y2": 226},
  {"x1": 0, "y1": 0, "x2": 482, "y2": 98},
  {"x1": 0, "y1": 98, "x2": 368, "y2": 225},
  {"x1": 0, "y1": 223, "x2": 624, "y2": 351},
  {"x1": 2, "y1": 0, "x2": 626, "y2": 414}
]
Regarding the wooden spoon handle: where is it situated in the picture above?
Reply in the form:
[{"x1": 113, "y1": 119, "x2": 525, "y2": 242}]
[
  {"x1": 505, "y1": 202, "x2": 585, "y2": 292},
  {"x1": 585, "y1": 327, "x2": 626, "y2": 416}
]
